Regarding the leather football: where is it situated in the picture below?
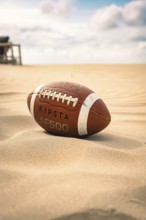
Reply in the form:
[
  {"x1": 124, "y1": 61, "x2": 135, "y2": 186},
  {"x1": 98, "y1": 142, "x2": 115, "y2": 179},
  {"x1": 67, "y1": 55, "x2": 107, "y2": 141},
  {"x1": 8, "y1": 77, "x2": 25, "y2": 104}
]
[{"x1": 27, "y1": 81, "x2": 111, "y2": 137}]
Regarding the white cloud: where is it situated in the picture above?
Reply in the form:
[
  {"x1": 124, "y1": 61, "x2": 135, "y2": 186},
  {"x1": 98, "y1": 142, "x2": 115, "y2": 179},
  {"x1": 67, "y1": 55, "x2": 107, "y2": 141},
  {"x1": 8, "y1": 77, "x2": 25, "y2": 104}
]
[
  {"x1": 40, "y1": 0, "x2": 74, "y2": 17},
  {"x1": 0, "y1": 0, "x2": 37, "y2": 9},
  {"x1": 91, "y1": 4, "x2": 123, "y2": 30},
  {"x1": 123, "y1": 0, "x2": 146, "y2": 26},
  {"x1": 91, "y1": 0, "x2": 146, "y2": 30},
  {"x1": 128, "y1": 27, "x2": 146, "y2": 42}
]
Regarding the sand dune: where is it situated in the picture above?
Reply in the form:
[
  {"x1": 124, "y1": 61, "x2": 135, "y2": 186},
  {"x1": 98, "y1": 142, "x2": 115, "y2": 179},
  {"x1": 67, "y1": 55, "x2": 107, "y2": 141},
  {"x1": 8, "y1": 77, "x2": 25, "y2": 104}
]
[{"x1": 0, "y1": 64, "x2": 146, "y2": 220}]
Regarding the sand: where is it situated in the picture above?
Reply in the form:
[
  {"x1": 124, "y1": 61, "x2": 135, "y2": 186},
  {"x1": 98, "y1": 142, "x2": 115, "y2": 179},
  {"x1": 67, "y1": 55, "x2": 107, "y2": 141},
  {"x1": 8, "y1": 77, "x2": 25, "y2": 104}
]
[{"x1": 0, "y1": 64, "x2": 146, "y2": 220}]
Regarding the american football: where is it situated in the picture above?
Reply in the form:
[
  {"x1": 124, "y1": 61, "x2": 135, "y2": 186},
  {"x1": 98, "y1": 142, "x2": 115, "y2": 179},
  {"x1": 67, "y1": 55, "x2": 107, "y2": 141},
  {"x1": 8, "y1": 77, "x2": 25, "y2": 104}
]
[{"x1": 27, "y1": 81, "x2": 111, "y2": 137}]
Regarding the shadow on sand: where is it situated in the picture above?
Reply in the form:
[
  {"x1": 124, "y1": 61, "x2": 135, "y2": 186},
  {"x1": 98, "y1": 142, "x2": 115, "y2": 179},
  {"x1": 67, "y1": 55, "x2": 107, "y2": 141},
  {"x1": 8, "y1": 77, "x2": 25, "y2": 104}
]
[
  {"x1": 85, "y1": 133, "x2": 142, "y2": 149},
  {"x1": 53, "y1": 209, "x2": 136, "y2": 220}
]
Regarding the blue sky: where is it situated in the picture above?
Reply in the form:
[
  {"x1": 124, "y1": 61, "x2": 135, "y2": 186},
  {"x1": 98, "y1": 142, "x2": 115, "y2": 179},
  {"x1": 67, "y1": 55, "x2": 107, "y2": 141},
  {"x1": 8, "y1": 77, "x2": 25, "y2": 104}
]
[
  {"x1": 78, "y1": 0, "x2": 131, "y2": 8},
  {"x1": 1, "y1": 0, "x2": 133, "y2": 8},
  {"x1": 0, "y1": 0, "x2": 146, "y2": 64}
]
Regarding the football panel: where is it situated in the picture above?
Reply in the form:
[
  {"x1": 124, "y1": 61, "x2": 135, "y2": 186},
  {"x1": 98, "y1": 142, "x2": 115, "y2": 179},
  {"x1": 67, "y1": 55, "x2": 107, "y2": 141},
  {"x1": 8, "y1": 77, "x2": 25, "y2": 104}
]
[
  {"x1": 87, "y1": 110, "x2": 110, "y2": 135},
  {"x1": 33, "y1": 98, "x2": 80, "y2": 137},
  {"x1": 91, "y1": 99, "x2": 111, "y2": 122},
  {"x1": 87, "y1": 100, "x2": 111, "y2": 135}
]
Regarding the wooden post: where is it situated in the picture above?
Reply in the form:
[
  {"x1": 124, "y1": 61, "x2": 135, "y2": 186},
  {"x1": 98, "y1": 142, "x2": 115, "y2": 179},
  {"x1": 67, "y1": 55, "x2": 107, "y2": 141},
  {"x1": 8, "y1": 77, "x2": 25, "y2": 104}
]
[
  {"x1": 10, "y1": 44, "x2": 15, "y2": 64},
  {"x1": 18, "y1": 44, "x2": 22, "y2": 65}
]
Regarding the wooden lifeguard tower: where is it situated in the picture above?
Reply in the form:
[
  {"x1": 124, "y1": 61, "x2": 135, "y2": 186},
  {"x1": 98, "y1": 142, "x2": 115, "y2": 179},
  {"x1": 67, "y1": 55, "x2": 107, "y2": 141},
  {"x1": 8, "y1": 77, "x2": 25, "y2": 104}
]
[{"x1": 0, "y1": 36, "x2": 22, "y2": 65}]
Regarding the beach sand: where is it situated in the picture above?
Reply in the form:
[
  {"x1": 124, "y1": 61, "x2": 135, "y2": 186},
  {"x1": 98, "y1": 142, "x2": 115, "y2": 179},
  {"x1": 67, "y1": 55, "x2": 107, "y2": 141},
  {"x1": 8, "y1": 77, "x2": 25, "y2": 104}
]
[{"x1": 0, "y1": 64, "x2": 146, "y2": 220}]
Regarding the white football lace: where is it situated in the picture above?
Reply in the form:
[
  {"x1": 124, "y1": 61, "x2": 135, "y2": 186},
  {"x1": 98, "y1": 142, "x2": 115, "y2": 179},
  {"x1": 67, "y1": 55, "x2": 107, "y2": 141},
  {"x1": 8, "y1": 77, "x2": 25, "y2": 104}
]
[{"x1": 38, "y1": 89, "x2": 78, "y2": 107}]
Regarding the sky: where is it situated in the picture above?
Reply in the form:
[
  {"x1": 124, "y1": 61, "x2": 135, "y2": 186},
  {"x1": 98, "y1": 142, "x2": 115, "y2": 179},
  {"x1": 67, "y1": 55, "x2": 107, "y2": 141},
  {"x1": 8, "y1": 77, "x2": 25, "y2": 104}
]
[{"x1": 0, "y1": 0, "x2": 146, "y2": 64}]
